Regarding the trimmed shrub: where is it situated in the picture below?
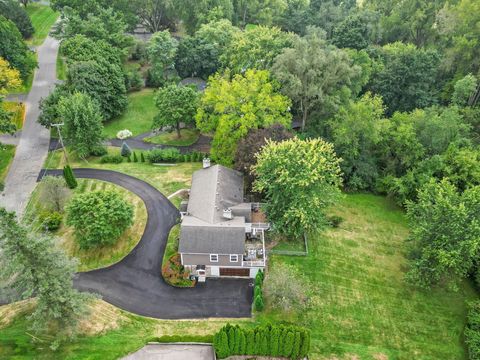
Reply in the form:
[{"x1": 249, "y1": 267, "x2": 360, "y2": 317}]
[
  {"x1": 146, "y1": 148, "x2": 181, "y2": 163},
  {"x1": 63, "y1": 165, "x2": 77, "y2": 189},
  {"x1": 121, "y1": 141, "x2": 132, "y2": 157},
  {"x1": 90, "y1": 146, "x2": 108, "y2": 156},
  {"x1": 140, "y1": 152, "x2": 146, "y2": 162},
  {"x1": 133, "y1": 152, "x2": 138, "y2": 162},
  {"x1": 38, "y1": 210, "x2": 62, "y2": 231},
  {"x1": 127, "y1": 155, "x2": 131, "y2": 162},
  {"x1": 100, "y1": 154, "x2": 124, "y2": 164}
]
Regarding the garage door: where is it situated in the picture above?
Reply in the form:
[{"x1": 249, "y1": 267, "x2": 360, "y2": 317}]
[{"x1": 220, "y1": 268, "x2": 250, "y2": 277}]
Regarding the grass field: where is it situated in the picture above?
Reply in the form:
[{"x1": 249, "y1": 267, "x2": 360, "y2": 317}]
[
  {"x1": 144, "y1": 129, "x2": 200, "y2": 146},
  {"x1": 26, "y1": 3, "x2": 59, "y2": 46},
  {"x1": 260, "y1": 194, "x2": 478, "y2": 360},
  {"x1": 1, "y1": 101, "x2": 25, "y2": 131},
  {"x1": 24, "y1": 179, "x2": 147, "y2": 271},
  {"x1": 0, "y1": 144, "x2": 16, "y2": 185},
  {"x1": 103, "y1": 89, "x2": 156, "y2": 139},
  {"x1": 45, "y1": 147, "x2": 202, "y2": 196},
  {"x1": 56, "y1": 55, "x2": 66, "y2": 81}
]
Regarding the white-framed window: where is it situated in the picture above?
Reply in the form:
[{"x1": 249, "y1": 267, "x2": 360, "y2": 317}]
[
  {"x1": 210, "y1": 254, "x2": 219, "y2": 262},
  {"x1": 230, "y1": 254, "x2": 238, "y2": 262}
]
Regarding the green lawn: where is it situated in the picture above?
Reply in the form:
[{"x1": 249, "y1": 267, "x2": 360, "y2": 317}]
[
  {"x1": 45, "y1": 147, "x2": 202, "y2": 196},
  {"x1": 103, "y1": 89, "x2": 157, "y2": 139},
  {"x1": 0, "y1": 144, "x2": 16, "y2": 185},
  {"x1": 24, "y1": 179, "x2": 147, "y2": 272},
  {"x1": 144, "y1": 129, "x2": 200, "y2": 146},
  {"x1": 260, "y1": 194, "x2": 478, "y2": 360},
  {"x1": 26, "y1": 3, "x2": 59, "y2": 46}
]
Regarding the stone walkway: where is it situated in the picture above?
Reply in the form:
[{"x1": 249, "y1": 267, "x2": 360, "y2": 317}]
[{"x1": 0, "y1": 36, "x2": 59, "y2": 217}]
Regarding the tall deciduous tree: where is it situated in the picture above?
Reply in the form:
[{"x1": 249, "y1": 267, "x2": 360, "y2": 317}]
[
  {"x1": 405, "y1": 179, "x2": 480, "y2": 289},
  {"x1": 221, "y1": 25, "x2": 296, "y2": 73},
  {"x1": 367, "y1": 42, "x2": 440, "y2": 115},
  {"x1": 177, "y1": 0, "x2": 233, "y2": 34},
  {"x1": 0, "y1": 0, "x2": 34, "y2": 38},
  {"x1": 196, "y1": 69, "x2": 292, "y2": 165},
  {"x1": 329, "y1": 93, "x2": 385, "y2": 191},
  {"x1": 146, "y1": 30, "x2": 178, "y2": 86},
  {"x1": 58, "y1": 92, "x2": 104, "y2": 158},
  {"x1": 0, "y1": 15, "x2": 36, "y2": 79},
  {"x1": 0, "y1": 56, "x2": 21, "y2": 134},
  {"x1": 234, "y1": 124, "x2": 293, "y2": 190},
  {"x1": 272, "y1": 27, "x2": 359, "y2": 130},
  {"x1": 0, "y1": 208, "x2": 90, "y2": 337},
  {"x1": 132, "y1": 0, "x2": 176, "y2": 32},
  {"x1": 153, "y1": 84, "x2": 199, "y2": 137},
  {"x1": 253, "y1": 137, "x2": 343, "y2": 238}
]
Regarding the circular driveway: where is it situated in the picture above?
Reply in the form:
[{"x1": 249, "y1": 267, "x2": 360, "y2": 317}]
[{"x1": 40, "y1": 168, "x2": 253, "y2": 319}]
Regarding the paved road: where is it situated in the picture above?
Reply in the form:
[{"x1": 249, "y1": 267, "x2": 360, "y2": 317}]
[
  {"x1": 40, "y1": 168, "x2": 253, "y2": 319},
  {"x1": 0, "y1": 36, "x2": 59, "y2": 217},
  {"x1": 122, "y1": 344, "x2": 214, "y2": 360}
]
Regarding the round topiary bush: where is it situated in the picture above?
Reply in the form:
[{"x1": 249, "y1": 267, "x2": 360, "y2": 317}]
[{"x1": 66, "y1": 190, "x2": 134, "y2": 249}]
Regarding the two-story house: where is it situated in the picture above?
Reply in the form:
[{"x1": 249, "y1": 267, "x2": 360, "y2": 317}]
[{"x1": 178, "y1": 160, "x2": 268, "y2": 281}]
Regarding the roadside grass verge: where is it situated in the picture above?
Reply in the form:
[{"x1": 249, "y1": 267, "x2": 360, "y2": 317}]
[
  {"x1": 44, "y1": 147, "x2": 201, "y2": 196},
  {"x1": 1, "y1": 101, "x2": 25, "y2": 131},
  {"x1": 259, "y1": 194, "x2": 477, "y2": 360},
  {"x1": 26, "y1": 3, "x2": 59, "y2": 46},
  {"x1": 0, "y1": 144, "x2": 16, "y2": 185},
  {"x1": 24, "y1": 179, "x2": 147, "y2": 272},
  {"x1": 144, "y1": 129, "x2": 200, "y2": 146},
  {"x1": 103, "y1": 89, "x2": 156, "y2": 138},
  {"x1": 56, "y1": 54, "x2": 66, "y2": 81}
]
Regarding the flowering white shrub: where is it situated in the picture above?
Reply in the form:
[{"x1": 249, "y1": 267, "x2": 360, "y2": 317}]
[{"x1": 116, "y1": 129, "x2": 133, "y2": 139}]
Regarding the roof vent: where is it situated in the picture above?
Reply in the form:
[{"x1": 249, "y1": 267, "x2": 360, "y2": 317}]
[
  {"x1": 203, "y1": 157, "x2": 211, "y2": 169},
  {"x1": 223, "y1": 208, "x2": 233, "y2": 219}
]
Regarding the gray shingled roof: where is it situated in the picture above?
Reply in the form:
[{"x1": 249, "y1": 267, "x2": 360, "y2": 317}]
[
  {"x1": 186, "y1": 165, "x2": 244, "y2": 224},
  {"x1": 178, "y1": 225, "x2": 245, "y2": 254}
]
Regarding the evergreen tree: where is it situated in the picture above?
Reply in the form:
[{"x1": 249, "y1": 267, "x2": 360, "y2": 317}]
[
  {"x1": 63, "y1": 165, "x2": 78, "y2": 189},
  {"x1": 254, "y1": 294, "x2": 264, "y2": 311},
  {"x1": 260, "y1": 330, "x2": 269, "y2": 355},
  {"x1": 214, "y1": 329, "x2": 230, "y2": 358},
  {"x1": 270, "y1": 326, "x2": 280, "y2": 356},
  {"x1": 291, "y1": 331, "x2": 302, "y2": 359},
  {"x1": 239, "y1": 330, "x2": 246, "y2": 355},
  {"x1": 228, "y1": 326, "x2": 236, "y2": 354},
  {"x1": 255, "y1": 271, "x2": 263, "y2": 287},
  {"x1": 283, "y1": 331, "x2": 295, "y2": 357},
  {"x1": 121, "y1": 141, "x2": 132, "y2": 157},
  {"x1": 233, "y1": 326, "x2": 241, "y2": 354},
  {"x1": 140, "y1": 152, "x2": 145, "y2": 162},
  {"x1": 299, "y1": 329, "x2": 311, "y2": 358},
  {"x1": 278, "y1": 326, "x2": 287, "y2": 356},
  {"x1": 246, "y1": 329, "x2": 255, "y2": 355},
  {"x1": 254, "y1": 330, "x2": 262, "y2": 355},
  {"x1": 133, "y1": 152, "x2": 138, "y2": 162}
]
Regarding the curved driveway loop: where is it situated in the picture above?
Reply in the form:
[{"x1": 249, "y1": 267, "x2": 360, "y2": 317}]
[{"x1": 40, "y1": 168, "x2": 253, "y2": 319}]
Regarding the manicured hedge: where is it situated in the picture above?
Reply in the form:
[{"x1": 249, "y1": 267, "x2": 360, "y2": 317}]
[
  {"x1": 148, "y1": 334, "x2": 214, "y2": 343},
  {"x1": 146, "y1": 148, "x2": 208, "y2": 163},
  {"x1": 213, "y1": 323, "x2": 310, "y2": 359},
  {"x1": 466, "y1": 300, "x2": 480, "y2": 360},
  {"x1": 100, "y1": 154, "x2": 124, "y2": 164}
]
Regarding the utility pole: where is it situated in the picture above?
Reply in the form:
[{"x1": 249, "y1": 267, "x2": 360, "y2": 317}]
[{"x1": 51, "y1": 123, "x2": 69, "y2": 165}]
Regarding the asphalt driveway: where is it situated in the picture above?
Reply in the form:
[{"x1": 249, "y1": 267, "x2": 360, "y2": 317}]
[{"x1": 40, "y1": 168, "x2": 253, "y2": 319}]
